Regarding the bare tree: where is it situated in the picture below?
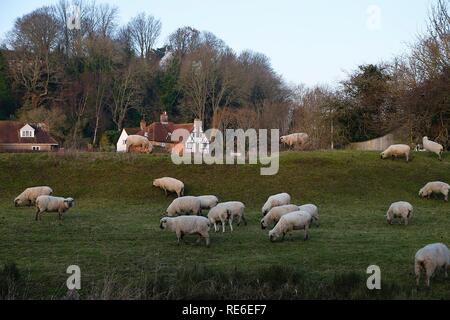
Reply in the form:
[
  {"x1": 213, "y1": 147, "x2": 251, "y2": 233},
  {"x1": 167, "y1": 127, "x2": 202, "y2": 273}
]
[
  {"x1": 128, "y1": 13, "x2": 162, "y2": 59},
  {"x1": 7, "y1": 7, "x2": 61, "y2": 109},
  {"x1": 110, "y1": 63, "x2": 143, "y2": 131},
  {"x1": 168, "y1": 26, "x2": 201, "y2": 57}
]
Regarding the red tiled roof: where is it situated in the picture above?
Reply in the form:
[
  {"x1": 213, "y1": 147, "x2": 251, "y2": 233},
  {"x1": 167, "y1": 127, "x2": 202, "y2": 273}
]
[
  {"x1": 124, "y1": 128, "x2": 141, "y2": 135},
  {"x1": 0, "y1": 121, "x2": 59, "y2": 145},
  {"x1": 137, "y1": 122, "x2": 194, "y2": 143}
]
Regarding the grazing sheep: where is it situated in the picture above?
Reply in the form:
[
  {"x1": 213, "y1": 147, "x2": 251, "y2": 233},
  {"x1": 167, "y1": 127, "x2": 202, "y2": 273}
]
[
  {"x1": 196, "y1": 195, "x2": 219, "y2": 212},
  {"x1": 280, "y1": 133, "x2": 309, "y2": 149},
  {"x1": 166, "y1": 196, "x2": 201, "y2": 217},
  {"x1": 423, "y1": 136, "x2": 444, "y2": 161},
  {"x1": 207, "y1": 205, "x2": 232, "y2": 233},
  {"x1": 160, "y1": 216, "x2": 211, "y2": 247},
  {"x1": 269, "y1": 210, "x2": 312, "y2": 242},
  {"x1": 386, "y1": 201, "x2": 413, "y2": 226},
  {"x1": 14, "y1": 186, "x2": 53, "y2": 207},
  {"x1": 221, "y1": 201, "x2": 246, "y2": 227},
  {"x1": 380, "y1": 144, "x2": 411, "y2": 162},
  {"x1": 298, "y1": 204, "x2": 320, "y2": 227},
  {"x1": 35, "y1": 195, "x2": 75, "y2": 221},
  {"x1": 153, "y1": 177, "x2": 184, "y2": 197},
  {"x1": 419, "y1": 181, "x2": 450, "y2": 202},
  {"x1": 262, "y1": 193, "x2": 291, "y2": 216},
  {"x1": 261, "y1": 204, "x2": 299, "y2": 229},
  {"x1": 414, "y1": 243, "x2": 450, "y2": 287},
  {"x1": 126, "y1": 135, "x2": 151, "y2": 153}
]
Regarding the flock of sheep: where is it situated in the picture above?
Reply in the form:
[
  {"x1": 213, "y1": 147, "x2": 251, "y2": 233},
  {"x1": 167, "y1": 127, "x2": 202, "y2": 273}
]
[{"x1": 11, "y1": 135, "x2": 449, "y2": 288}]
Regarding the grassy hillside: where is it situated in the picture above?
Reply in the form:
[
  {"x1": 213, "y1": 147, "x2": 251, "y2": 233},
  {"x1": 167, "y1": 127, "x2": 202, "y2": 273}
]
[{"x1": 0, "y1": 151, "x2": 449, "y2": 299}]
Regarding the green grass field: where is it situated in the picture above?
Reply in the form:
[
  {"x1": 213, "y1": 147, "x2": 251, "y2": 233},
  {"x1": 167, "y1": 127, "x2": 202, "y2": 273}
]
[{"x1": 0, "y1": 151, "x2": 449, "y2": 299}]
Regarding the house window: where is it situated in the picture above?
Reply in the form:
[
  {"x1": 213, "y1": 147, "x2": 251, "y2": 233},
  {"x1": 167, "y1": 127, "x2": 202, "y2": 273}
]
[
  {"x1": 21, "y1": 130, "x2": 34, "y2": 137},
  {"x1": 123, "y1": 140, "x2": 126, "y2": 145},
  {"x1": 32, "y1": 146, "x2": 40, "y2": 151}
]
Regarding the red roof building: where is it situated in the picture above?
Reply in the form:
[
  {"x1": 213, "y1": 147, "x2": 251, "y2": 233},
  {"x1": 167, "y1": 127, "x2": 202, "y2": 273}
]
[{"x1": 0, "y1": 121, "x2": 59, "y2": 152}]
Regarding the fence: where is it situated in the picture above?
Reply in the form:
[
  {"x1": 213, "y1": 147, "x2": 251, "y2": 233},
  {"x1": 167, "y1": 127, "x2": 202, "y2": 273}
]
[{"x1": 347, "y1": 133, "x2": 395, "y2": 151}]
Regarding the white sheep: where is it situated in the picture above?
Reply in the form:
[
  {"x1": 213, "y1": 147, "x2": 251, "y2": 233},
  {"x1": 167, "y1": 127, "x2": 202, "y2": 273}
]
[
  {"x1": 268, "y1": 210, "x2": 312, "y2": 242},
  {"x1": 423, "y1": 136, "x2": 444, "y2": 161},
  {"x1": 207, "y1": 205, "x2": 232, "y2": 233},
  {"x1": 14, "y1": 186, "x2": 53, "y2": 207},
  {"x1": 419, "y1": 181, "x2": 450, "y2": 202},
  {"x1": 166, "y1": 196, "x2": 201, "y2": 217},
  {"x1": 260, "y1": 204, "x2": 299, "y2": 229},
  {"x1": 196, "y1": 195, "x2": 219, "y2": 212},
  {"x1": 126, "y1": 135, "x2": 151, "y2": 153},
  {"x1": 153, "y1": 177, "x2": 185, "y2": 197},
  {"x1": 380, "y1": 144, "x2": 411, "y2": 162},
  {"x1": 262, "y1": 193, "x2": 291, "y2": 216},
  {"x1": 414, "y1": 243, "x2": 449, "y2": 287},
  {"x1": 386, "y1": 201, "x2": 413, "y2": 225},
  {"x1": 280, "y1": 133, "x2": 309, "y2": 149},
  {"x1": 160, "y1": 216, "x2": 211, "y2": 247},
  {"x1": 221, "y1": 201, "x2": 246, "y2": 227},
  {"x1": 298, "y1": 204, "x2": 320, "y2": 227},
  {"x1": 35, "y1": 195, "x2": 75, "y2": 221}
]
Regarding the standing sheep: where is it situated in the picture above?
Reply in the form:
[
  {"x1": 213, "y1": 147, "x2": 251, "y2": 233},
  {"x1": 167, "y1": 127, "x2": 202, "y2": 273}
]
[
  {"x1": 414, "y1": 243, "x2": 449, "y2": 287},
  {"x1": 221, "y1": 201, "x2": 246, "y2": 227},
  {"x1": 166, "y1": 196, "x2": 201, "y2": 217},
  {"x1": 260, "y1": 204, "x2": 299, "y2": 229},
  {"x1": 35, "y1": 195, "x2": 75, "y2": 221},
  {"x1": 269, "y1": 210, "x2": 312, "y2": 242},
  {"x1": 126, "y1": 135, "x2": 151, "y2": 153},
  {"x1": 422, "y1": 137, "x2": 444, "y2": 161},
  {"x1": 153, "y1": 177, "x2": 185, "y2": 197},
  {"x1": 196, "y1": 195, "x2": 219, "y2": 213},
  {"x1": 386, "y1": 201, "x2": 413, "y2": 226},
  {"x1": 419, "y1": 181, "x2": 449, "y2": 202},
  {"x1": 207, "y1": 205, "x2": 232, "y2": 233},
  {"x1": 262, "y1": 193, "x2": 291, "y2": 216},
  {"x1": 280, "y1": 133, "x2": 309, "y2": 149},
  {"x1": 298, "y1": 204, "x2": 320, "y2": 227},
  {"x1": 14, "y1": 186, "x2": 53, "y2": 207},
  {"x1": 160, "y1": 216, "x2": 211, "y2": 247},
  {"x1": 380, "y1": 144, "x2": 411, "y2": 162}
]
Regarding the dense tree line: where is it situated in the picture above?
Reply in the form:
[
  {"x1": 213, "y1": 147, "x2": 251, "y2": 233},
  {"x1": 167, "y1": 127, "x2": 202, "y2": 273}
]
[
  {"x1": 293, "y1": 0, "x2": 449, "y2": 149},
  {"x1": 0, "y1": 0, "x2": 448, "y2": 150}
]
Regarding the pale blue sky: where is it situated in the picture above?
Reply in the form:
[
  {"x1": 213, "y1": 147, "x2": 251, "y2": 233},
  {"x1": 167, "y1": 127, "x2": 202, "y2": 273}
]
[{"x1": 0, "y1": 0, "x2": 433, "y2": 86}]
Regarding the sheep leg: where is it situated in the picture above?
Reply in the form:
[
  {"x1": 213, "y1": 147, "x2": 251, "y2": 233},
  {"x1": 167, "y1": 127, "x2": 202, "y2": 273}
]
[
  {"x1": 214, "y1": 223, "x2": 218, "y2": 233},
  {"x1": 35, "y1": 208, "x2": 41, "y2": 221},
  {"x1": 176, "y1": 231, "x2": 182, "y2": 245},
  {"x1": 222, "y1": 219, "x2": 226, "y2": 233},
  {"x1": 425, "y1": 263, "x2": 434, "y2": 287},
  {"x1": 229, "y1": 219, "x2": 233, "y2": 233},
  {"x1": 304, "y1": 226, "x2": 309, "y2": 241},
  {"x1": 204, "y1": 234, "x2": 210, "y2": 247},
  {"x1": 415, "y1": 262, "x2": 422, "y2": 287}
]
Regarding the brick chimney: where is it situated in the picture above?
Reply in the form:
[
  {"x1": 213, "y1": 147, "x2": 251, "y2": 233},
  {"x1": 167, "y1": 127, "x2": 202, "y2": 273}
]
[
  {"x1": 140, "y1": 119, "x2": 146, "y2": 131},
  {"x1": 160, "y1": 111, "x2": 169, "y2": 124}
]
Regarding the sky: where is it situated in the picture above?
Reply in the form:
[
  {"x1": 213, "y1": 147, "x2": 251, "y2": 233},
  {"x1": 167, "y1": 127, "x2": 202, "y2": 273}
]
[{"x1": 0, "y1": 0, "x2": 433, "y2": 87}]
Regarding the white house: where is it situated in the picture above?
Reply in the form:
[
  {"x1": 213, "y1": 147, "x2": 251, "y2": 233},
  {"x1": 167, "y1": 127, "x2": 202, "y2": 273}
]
[{"x1": 185, "y1": 119, "x2": 210, "y2": 154}]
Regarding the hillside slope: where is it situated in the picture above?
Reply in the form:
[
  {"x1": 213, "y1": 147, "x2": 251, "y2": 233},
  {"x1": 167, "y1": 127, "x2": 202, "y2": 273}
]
[{"x1": 0, "y1": 151, "x2": 449, "y2": 299}]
